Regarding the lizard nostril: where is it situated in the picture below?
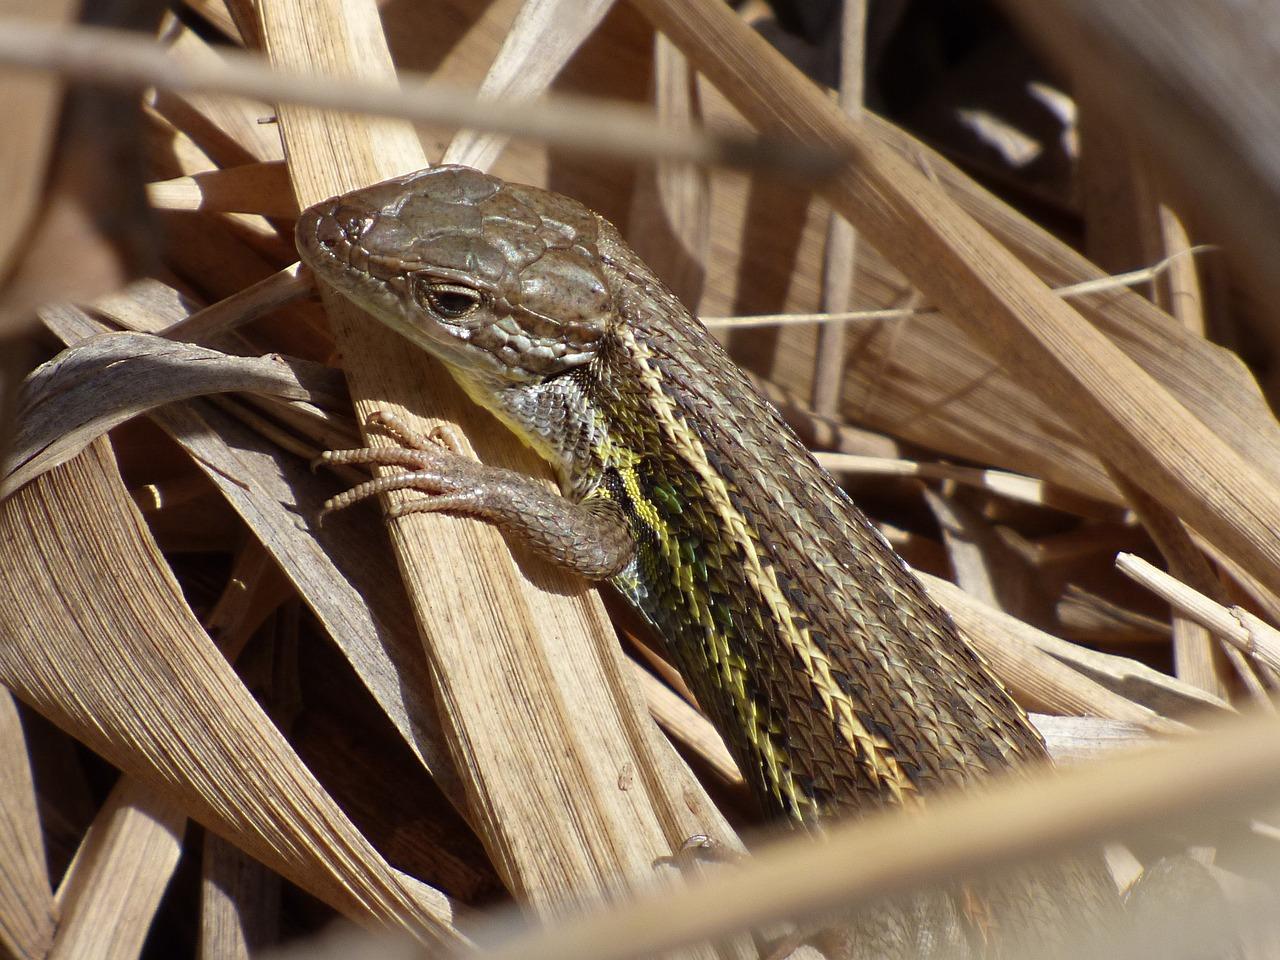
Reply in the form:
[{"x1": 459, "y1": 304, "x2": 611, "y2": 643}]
[
  {"x1": 334, "y1": 206, "x2": 373, "y2": 240},
  {"x1": 313, "y1": 213, "x2": 344, "y2": 248},
  {"x1": 305, "y1": 204, "x2": 376, "y2": 259}
]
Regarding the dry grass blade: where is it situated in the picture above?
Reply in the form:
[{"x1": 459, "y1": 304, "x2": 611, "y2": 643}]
[
  {"x1": 1118, "y1": 553, "x2": 1280, "y2": 677},
  {"x1": 201, "y1": 832, "x2": 280, "y2": 959},
  {"x1": 916, "y1": 571, "x2": 1202, "y2": 728},
  {"x1": 7, "y1": 1, "x2": 1280, "y2": 954},
  {"x1": 147, "y1": 161, "x2": 296, "y2": 217},
  {"x1": 626, "y1": 35, "x2": 710, "y2": 309},
  {"x1": 159, "y1": 262, "x2": 313, "y2": 342},
  {"x1": 929, "y1": 569, "x2": 1229, "y2": 717},
  {"x1": 702, "y1": 247, "x2": 1214, "y2": 329},
  {"x1": 794, "y1": 115, "x2": 1280, "y2": 512},
  {"x1": 632, "y1": 662, "x2": 742, "y2": 790},
  {"x1": 817, "y1": 452, "x2": 1119, "y2": 516},
  {"x1": 473, "y1": 708, "x2": 1280, "y2": 960},
  {"x1": 157, "y1": 19, "x2": 285, "y2": 166},
  {"x1": 0, "y1": 440, "x2": 463, "y2": 945},
  {"x1": 0, "y1": 16, "x2": 834, "y2": 176},
  {"x1": 0, "y1": 0, "x2": 74, "y2": 282},
  {"x1": 633, "y1": 0, "x2": 1280, "y2": 605},
  {"x1": 0, "y1": 691, "x2": 52, "y2": 959},
  {"x1": 810, "y1": 0, "x2": 864, "y2": 416},
  {"x1": 997, "y1": 0, "x2": 1280, "y2": 313},
  {"x1": 257, "y1": 0, "x2": 744, "y2": 927},
  {"x1": 440, "y1": 0, "x2": 615, "y2": 169},
  {"x1": 1030, "y1": 715, "x2": 1151, "y2": 765},
  {"x1": 922, "y1": 485, "x2": 1024, "y2": 613},
  {"x1": 49, "y1": 778, "x2": 186, "y2": 960},
  {"x1": 3, "y1": 331, "x2": 332, "y2": 495},
  {"x1": 1110, "y1": 472, "x2": 1241, "y2": 698},
  {"x1": 25, "y1": 259, "x2": 470, "y2": 835},
  {"x1": 864, "y1": 112, "x2": 1280, "y2": 493},
  {"x1": 148, "y1": 396, "x2": 463, "y2": 791}
]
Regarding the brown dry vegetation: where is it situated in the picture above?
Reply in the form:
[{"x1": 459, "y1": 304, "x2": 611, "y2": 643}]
[{"x1": 2, "y1": 1, "x2": 1280, "y2": 958}]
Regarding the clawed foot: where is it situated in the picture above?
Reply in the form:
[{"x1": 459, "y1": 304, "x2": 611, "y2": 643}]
[
  {"x1": 313, "y1": 409, "x2": 634, "y2": 579},
  {"x1": 312, "y1": 410, "x2": 483, "y2": 522},
  {"x1": 654, "y1": 838, "x2": 804, "y2": 959},
  {"x1": 653, "y1": 833, "x2": 742, "y2": 872}
]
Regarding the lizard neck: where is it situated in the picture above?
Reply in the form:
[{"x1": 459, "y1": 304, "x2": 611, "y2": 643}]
[{"x1": 451, "y1": 366, "x2": 610, "y2": 501}]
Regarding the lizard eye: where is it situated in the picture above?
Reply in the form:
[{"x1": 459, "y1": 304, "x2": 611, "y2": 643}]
[{"x1": 411, "y1": 279, "x2": 483, "y2": 320}]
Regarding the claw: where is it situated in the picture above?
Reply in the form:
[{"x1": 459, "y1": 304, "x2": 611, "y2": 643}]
[
  {"x1": 314, "y1": 493, "x2": 350, "y2": 527},
  {"x1": 427, "y1": 423, "x2": 466, "y2": 455},
  {"x1": 366, "y1": 409, "x2": 426, "y2": 450},
  {"x1": 680, "y1": 834, "x2": 717, "y2": 853},
  {"x1": 653, "y1": 833, "x2": 731, "y2": 873},
  {"x1": 363, "y1": 409, "x2": 470, "y2": 456}
]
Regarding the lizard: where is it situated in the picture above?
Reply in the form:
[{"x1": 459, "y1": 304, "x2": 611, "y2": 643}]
[{"x1": 296, "y1": 164, "x2": 1121, "y2": 957}]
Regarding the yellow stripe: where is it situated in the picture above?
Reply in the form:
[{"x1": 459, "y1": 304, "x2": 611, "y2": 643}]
[{"x1": 617, "y1": 329, "x2": 918, "y2": 808}]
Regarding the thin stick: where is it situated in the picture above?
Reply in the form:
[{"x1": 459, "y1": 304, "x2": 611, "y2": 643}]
[
  {"x1": 815, "y1": 452, "x2": 1119, "y2": 516},
  {"x1": 0, "y1": 17, "x2": 839, "y2": 175},
  {"x1": 1108, "y1": 469, "x2": 1241, "y2": 699},
  {"x1": 811, "y1": 0, "x2": 866, "y2": 415},
  {"x1": 701, "y1": 245, "x2": 1215, "y2": 329},
  {"x1": 473, "y1": 708, "x2": 1280, "y2": 960},
  {"x1": 161, "y1": 262, "x2": 312, "y2": 343},
  {"x1": 1117, "y1": 552, "x2": 1280, "y2": 678}
]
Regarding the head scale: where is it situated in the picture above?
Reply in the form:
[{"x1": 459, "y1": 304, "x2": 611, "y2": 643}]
[{"x1": 296, "y1": 165, "x2": 613, "y2": 382}]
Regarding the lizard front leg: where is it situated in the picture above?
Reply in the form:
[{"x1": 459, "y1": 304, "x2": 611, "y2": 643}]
[{"x1": 316, "y1": 411, "x2": 635, "y2": 580}]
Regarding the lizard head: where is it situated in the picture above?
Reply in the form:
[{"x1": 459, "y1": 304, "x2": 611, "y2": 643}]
[{"x1": 296, "y1": 165, "x2": 614, "y2": 383}]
